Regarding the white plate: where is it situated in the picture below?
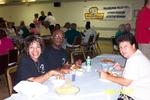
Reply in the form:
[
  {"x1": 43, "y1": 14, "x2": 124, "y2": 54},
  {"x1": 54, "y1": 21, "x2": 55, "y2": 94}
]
[
  {"x1": 49, "y1": 76, "x2": 66, "y2": 87},
  {"x1": 55, "y1": 86, "x2": 80, "y2": 95},
  {"x1": 99, "y1": 78, "x2": 111, "y2": 83}
]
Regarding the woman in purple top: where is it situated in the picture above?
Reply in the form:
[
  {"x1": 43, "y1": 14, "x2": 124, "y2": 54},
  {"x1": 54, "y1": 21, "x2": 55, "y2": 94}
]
[{"x1": 0, "y1": 29, "x2": 14, "y2": 55}]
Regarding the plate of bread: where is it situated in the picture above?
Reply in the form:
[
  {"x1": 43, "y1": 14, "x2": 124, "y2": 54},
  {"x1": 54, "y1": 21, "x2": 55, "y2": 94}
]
[{"x1": 55, "y1": 80, "x2": 79, "y2": 95}]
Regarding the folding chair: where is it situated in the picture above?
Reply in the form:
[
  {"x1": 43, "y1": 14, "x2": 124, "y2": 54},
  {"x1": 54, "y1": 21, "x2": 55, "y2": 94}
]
[
  {"x1": 0, "y1": 54, "x2": 8, "y2": 86},
  {"x1": 93, "y1": 33, "x2": 101, "y2": 55},
  {"x1": 81, "y1": 35, "x2": 96, "y2": 57},
  {"x1": 6, "y1": 65, "x2": 17, "y2": 96},
  {"x1": 8, "y1": 49, "x2": 18, "y2": 67},
  {"x1": 66, "y1": 35, "x2": 86, "y2": 63}
]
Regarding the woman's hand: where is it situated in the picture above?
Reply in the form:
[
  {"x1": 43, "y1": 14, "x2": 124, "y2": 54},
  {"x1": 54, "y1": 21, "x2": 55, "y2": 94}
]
[
  {"x1": 62, "y1": 63, "x2": 71, "y2": 69},
  {"x1": 60, "y1": 68, "x2": 71, "y2": 74},
  {"x1": 27, "y1": 70, "x2": 64, "y2": 83},
  {"x1": 60, "y1": 63, "x2": 72, "y2": 74},
  {"x1": 48, "y1": 70, "x2": 64, "y2": 79}
]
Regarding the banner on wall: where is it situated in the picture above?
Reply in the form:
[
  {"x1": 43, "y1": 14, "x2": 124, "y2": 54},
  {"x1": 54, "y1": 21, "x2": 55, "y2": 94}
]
[
  {"x1": 83, "y1": 4, "x2": 132, "y2": 20},
  {"x1": 84, "y1": 7, "x2": 104, "y2": 20}
]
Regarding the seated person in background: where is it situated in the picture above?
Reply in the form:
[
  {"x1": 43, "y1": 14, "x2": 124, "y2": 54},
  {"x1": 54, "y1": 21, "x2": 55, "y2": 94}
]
[
  {"x1": 54, "y1": 24, "x2": 61, "y2": 31},
  {"x1": 112, "y1": 24, "x2": 126, "y2": 50},
  {"x1": 82, "y1": 21, "x2": 96, "y2": 44},
  {"x1": 11, "y1": 22, "x2": 17, "y2": 34},
  {"x1": 29, "y1": 23, "x2": 40, "y2": 35},
  {"x1": 6, "y1": 22, "x2": 17, "y2": 37},
  {"x1": 0, "y1": 29, "x2": 14, "y2": 55},
  {"x1": 100, "y1": 33, "x2": 150, "y2": 100},
  {"x1": 42, "y1": 30, "x2": 71, "y2": 73},
  {"x1": 33, "y1": 13, "x2": 41, "y2": 30},
  {"x1": 40, "y1": 21, "x2": 51, "y2": 36},
  {"x1": 38, "y1": 11, "x2": 46, "y2": 25},
  {"x1": 125, "y1": 23, "x2": 133, "y2": 34},
  {"x1": 62, "y1": 22, "x2": 71, "y2": 33},
  {"x1": 6, "y1": 22, "x2": 18, "y2": 44},
  {"x1": 62, "y1": 22, "x2": 71, "y2": 49},
  {"x1": 65, "y1": 23, "x2": 81, "y2": 45},
  {"x1": 18, "y1": 21, "x2": 29, "y2": 38},
  {"x1": 45, "y1": 12, "x2": 56, "y2": 34},
  {"x1": 15, "y1": 35, "x2": 63, "y2": 84}
]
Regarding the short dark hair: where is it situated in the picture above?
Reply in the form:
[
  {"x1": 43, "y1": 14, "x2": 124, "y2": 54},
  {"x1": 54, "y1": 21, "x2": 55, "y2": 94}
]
[
  {"x1": 116, "y1": 33, "x2": 138, "y2": 49},
  {"x1": 71, "y1": 23, "x2": 77, "y2": 29},
  {"x1": 0, "y1": 18, "x2": 6, "y2": 28},
  {"x1": 0, "y1": 29, "x2": 7, "y2": 39},
  {"x1": 85, "y1": 21, "x2": 91, "y2": 29},
  {"x1": 24, "y1": 35, "x2": 44, "y2": 54},
  {"x1": 29, "y1": 23, "x2": 36, "y2": 28},
  {"x1": 144, "y1": 0, "x2": 148, "y2": 5},
  {"x1": 52, "y1": 29, "x2": 64, "y2": 38},
  {"x1": 34, "y1": 13, "x2": 39, "y2": 18},
  {"x1": 48, "y1": 12, "x2": 52, "y2": 16}
]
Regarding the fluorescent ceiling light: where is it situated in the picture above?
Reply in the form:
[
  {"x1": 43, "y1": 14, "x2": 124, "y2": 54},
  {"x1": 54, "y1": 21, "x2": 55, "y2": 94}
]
[
  {"x1": 22, "y1": 0, "x2": 36, "y2": 2},
  {"x1": 0, "y1": 0, "x2": 6, "y2": 4}
]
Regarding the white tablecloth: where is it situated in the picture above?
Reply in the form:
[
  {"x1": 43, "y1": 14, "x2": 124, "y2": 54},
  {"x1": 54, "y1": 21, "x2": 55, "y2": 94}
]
[{"x1": 6, "y1": 54, "x2": 126, "y2": 100}]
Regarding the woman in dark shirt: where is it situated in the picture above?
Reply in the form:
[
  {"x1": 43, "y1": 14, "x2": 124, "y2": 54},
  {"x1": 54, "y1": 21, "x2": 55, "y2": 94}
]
[{"x1": 15, "y1": 35, "x2": 63, "y2": 84}]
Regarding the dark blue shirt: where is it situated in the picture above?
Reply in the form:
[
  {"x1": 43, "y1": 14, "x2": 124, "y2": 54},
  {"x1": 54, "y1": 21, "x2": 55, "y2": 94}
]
[
  {"x1": 15, "y1": 54, "x2": 47, "y2": 84},
  {"x1": 42, "y1": 45, "x2": 68, "y2": 70},
  {"x1": 65, "y1": 29, "x2": 81, "y2": 44}
]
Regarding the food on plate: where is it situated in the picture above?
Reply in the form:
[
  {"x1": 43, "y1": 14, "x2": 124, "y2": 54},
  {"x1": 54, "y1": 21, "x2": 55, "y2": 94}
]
[
  {"x1": 55, "y1": 84, "x2": 79, "y2": 95},
  {"x1": 101, "y1": 59, "x2": 114, "y2": 63},
  {"x1": 111, "y1": 71, "x2": 121, "y2": 76},
  {"x1": 106, "y1": 71, "x2": 118, "y2": 77},
  {"x1": 70, "y1": 64, "x2": 81, "y2": 70},
  {"x1": 55, "y1": 86, "x2": 79, "y2": 95}
]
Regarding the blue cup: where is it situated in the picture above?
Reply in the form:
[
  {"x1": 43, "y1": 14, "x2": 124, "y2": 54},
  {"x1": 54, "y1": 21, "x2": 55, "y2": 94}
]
[{"x1": 72, "y1": 74, "x2": 76, "y2": 81}]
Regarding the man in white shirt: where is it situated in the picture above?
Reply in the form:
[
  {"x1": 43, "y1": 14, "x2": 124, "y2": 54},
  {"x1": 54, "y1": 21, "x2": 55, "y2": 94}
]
[
  {"x1": 45, "y1": 12, "x2": 56, "y2": 33},
  {"x1": 83, "y1": 21, "x2": 96, "y2": 44},
  {"x1": 100, "y1": 33, "x2": 150, "y2": 100},
  {"x1": 45, "y1": 12, "x2": 56, "y2": 26}
]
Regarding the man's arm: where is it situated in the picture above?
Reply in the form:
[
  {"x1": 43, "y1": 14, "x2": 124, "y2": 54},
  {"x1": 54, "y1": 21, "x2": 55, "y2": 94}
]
[
  {"x1": 28, "y1": 70, "x2": 64, "y2": 83},
  {"x1": 101, "y1": 71, "x2": 132, "y2": 86}
]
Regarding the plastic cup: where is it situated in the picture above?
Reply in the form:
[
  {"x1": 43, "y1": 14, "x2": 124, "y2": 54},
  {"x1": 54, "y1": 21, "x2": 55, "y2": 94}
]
[
  {"x1": 98, "y1": 72, "x2": 101, "y2": 78},
  {"x1": 65, "y1": 71, "x2": 76, "y2": 82},
  {"x1": 72, "y1": 73, "x2": 76, "y2": 81},
  {"x1": 96, "y1": 66, "x2": 102, "y2": 78},
  {"x1": 71, "y1": 71, "x2": 76, "y2": 81}
]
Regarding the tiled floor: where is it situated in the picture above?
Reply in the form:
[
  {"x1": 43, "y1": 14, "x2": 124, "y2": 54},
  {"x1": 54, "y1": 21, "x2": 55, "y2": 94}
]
[
  {"x1": 99, "y1": 39, "x2": 113, "y2": 54},
  {"x1": 0, "y1": 39, "x2": 114, "y2": 100}
]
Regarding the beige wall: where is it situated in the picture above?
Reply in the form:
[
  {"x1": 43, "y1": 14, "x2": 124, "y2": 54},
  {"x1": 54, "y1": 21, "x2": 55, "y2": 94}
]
[{"x1": 0, "y1": 0, "x2": 144, "y2": 38}]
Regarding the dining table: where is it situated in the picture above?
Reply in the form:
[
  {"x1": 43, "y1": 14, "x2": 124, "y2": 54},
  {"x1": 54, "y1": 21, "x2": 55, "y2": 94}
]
[{"x1": 5, "y1": 54, "x2": 126, "y2": 100}]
